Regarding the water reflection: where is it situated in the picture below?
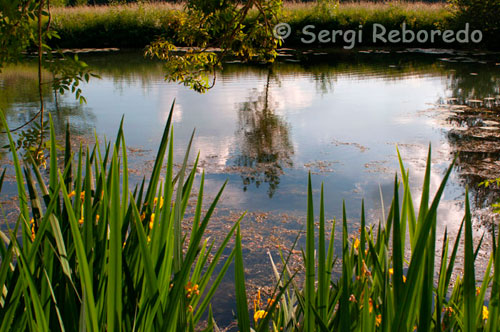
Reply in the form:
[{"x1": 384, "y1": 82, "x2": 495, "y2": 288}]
[
  {"x1": 2, "y1": 50, "x2": 500, "y2": 217},
  {"x1": 0, "y1": 63, "x2": 97, "y2": 138},
  {"x1": 436, "y1": 61, "x2": 500, "y2": 224},
  {"x1": 445, "y1": 64, "x2": 500, "y2": 102},
  {"x1": 233, "y1": 68, "x2": 294, "y2": 198},
  {"x1": 445, "y1": 104, "x2": 500, "y2": 223}
]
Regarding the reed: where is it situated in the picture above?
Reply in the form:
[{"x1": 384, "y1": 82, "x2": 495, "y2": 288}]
[
  {"x1": 1, "y1": 101, "x2": 499, "y2": 330},
  {"x1": 255, "y1": 148, "x2": 500, "y2": 331},
  {"x1": 0, "y1": 102, "x2": 243, "y2": 331}
]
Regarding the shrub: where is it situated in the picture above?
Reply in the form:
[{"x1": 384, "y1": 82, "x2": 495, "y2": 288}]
[{"x1": 449, "y1": 0, "x2": 500, "y2": 44}]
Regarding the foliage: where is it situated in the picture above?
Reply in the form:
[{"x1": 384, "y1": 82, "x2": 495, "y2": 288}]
[
  {"x1": 255, "y1": 148, "x2": 500, "y2": 331},
  {"x1": 145, "y1": 0, "x2": 283, "y2": 92},
  {"x1": 0, "y1": 0, "x2": 99, "y2": 167},
  {"x1": 1, "y1": 102, "x2": 500, "y2": 330},
  {"x1": 0, "y1": 102, "x2": 244, "y2": 331},
  {"x1": 0, "y1": 0, "x2": 39, "y2": 69},
  {"x1": 2, "y1": 120, "x2": 50, "y2": 163},
  {"x1": 44, "y1": 52, "x2": 100, "y2": 105},
  {"x1": 448, "y1": 0, "x2": 500, "y2": 43},
  {"x1": 480, "y1": 178, "x2": 500, "y2": 214},
  {"x1": 48, "y1": 2, "x2": 455, "y2": 50},
  {"x1": 448, "y1": 0, "x2": 500, "y2": 30}
]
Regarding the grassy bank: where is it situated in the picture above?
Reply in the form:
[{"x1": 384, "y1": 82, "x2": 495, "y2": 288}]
[
  {"x1": 51, "y1": 3, "x2": 183, "y2": 48},
  {"x1": 47, "y1": 1, "x2": 490, "y2": 50},
  {"x1": 281, "y1": 2, "x2": 454, "y2": 48}
]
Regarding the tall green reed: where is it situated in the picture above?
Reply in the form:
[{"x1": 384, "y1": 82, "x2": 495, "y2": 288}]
[
  {"x1": 260, "y1": 147, "x2": 500, "y2": 331},
  {"x1": 1, "y1": 101, "x2": 500, "y2": 331},
  {"x1": 0, "y1": 102, "x2": 243, "y2": 331}
]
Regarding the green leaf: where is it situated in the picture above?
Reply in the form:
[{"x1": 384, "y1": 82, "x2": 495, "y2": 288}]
[
  {"x1": 235, "y1": 225, "x2": 250, "y2": 332},
  {"x1": 463, "y1": 188, "x2": 476, "y2": 332},
  {"x1": 59, "y1": 172, "x2": 99, "y2": 332},
  {"x1": 107, "y1": 149, "x2": 123, "y2": 332},
  {"x1": 305, "y1": 173, "x2": 315, "y2": 332}
]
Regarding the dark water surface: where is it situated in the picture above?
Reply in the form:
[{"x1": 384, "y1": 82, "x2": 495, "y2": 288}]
[{"x1": 1, "y1": 49, "x2": 500, "y2": 326}]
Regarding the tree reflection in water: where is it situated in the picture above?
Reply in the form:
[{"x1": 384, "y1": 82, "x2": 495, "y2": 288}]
[
  {"x1": 233, "y1": 68, "x2": 294, "y2": 198},
  {"x1": 442, "y1": 63, "x2": 500, "y2": 225}
]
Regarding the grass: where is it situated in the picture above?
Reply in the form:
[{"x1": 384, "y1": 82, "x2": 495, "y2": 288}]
[
  {"x1": 50, "y1": 3, "x2": 184, "y2": 48},
  {"x1": 1, "y1": 101, "x2": 500, "y2": 330},
  {"x1": 46, "y1": 1, "x2": 471, "y2": 49},
  {"x1": 282, "y1": 1, "x2": 450, "y2": 25}
]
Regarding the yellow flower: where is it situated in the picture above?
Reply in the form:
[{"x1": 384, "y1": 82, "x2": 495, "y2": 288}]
[
  {"x1": 154, "y1": 197, "x2": 164, "y2": 209},
  {"x1": 96, "y1": 214, "x2": 100, "y2": 222},
  {"x1": 31, "y1": 223, "x2": 36, "y2": 242},
  {"x1": 185, "y1": 282, "x2": 199, "y2": 298},
  {"x1": 476, "y1": 287, "x2": 481, "y2": 296},
  {"x1": 389, "y1": 267, "x2": 406, "y2": 282},
  {"x1": 254, "y1": 310, "x2": 267, "y2": 324},
  {"x1": 267, "y1": 297, "x2": 277, "y2": 307},
  {"x1": 375, "y1": 314, "x2": 382, "y2": 327},
  {"x1": 80, "y1": 191, "x2": 85, "y2": 201},
  {"x1": 79, "y1": 218, "x2": 84, "y2": 225},
  {"x1": 369, "y1": 298, "x2": 373, "y2": 313},
  {"x1": 68, "y1": 191, "x2": 76, "y2": 198},
  {"x1": 353, "y1": 238, "x2": 360, "y2": 250},
  {"x1": 29, "y1": 218, "x2": 34, "y2": 225},
  {"x1": 140, "y1": 212, "x2": 146, "y2": 221},
  {"x1": 149, "y1": 213, "x2": 155, "y2": 230},
  {"x1": 255, "y1": 289, "x2": 262, "y2": 309},
  {"x1": 185, "y1": 282, "x2": 193, "y2": 293},
  {"x1": 147, "y1": 236, "x2": 151, "y2": 243},
  {"x1": 483, "y1": 305, "x2": 488, "y2": 320}
]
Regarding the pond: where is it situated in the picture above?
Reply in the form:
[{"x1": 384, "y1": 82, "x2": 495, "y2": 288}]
[{"x1": 1, "y1": 48, "x2": 500, "y2": 327}]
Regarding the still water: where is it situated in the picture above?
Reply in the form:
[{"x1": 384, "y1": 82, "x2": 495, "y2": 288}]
[{"x1": 1, "y1": 49, "x2": 500, "y2": 326}]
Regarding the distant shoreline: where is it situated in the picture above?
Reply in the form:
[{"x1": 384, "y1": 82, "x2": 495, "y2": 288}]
[{"x1": 48, "y1": 2, "x2": 498, "y2": 50}]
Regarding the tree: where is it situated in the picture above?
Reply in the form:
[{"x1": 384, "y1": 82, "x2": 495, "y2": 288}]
[
  {"x1": 145, "y1": 0, "x2": 283, "y2": 92},
  {"x1": 1, "y1": 0, "x2": 282, "y2": 162},
  {"x1": 449, "y1": 0, "x2": 500, "y2": 43}
]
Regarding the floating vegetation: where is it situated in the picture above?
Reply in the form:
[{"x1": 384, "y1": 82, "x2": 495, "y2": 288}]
[
  {"x1": 304, "y1": 160, "x2": 339, "y2": 175},
  {"x1": 331, "y1": 138, "x2": 369, "y2": 153}
]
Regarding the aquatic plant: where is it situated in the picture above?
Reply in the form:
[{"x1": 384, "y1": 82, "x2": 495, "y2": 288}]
[
  {"x1": 1, "y1": 101, "x2": 499, "y2": 331},
  {"x1": 0, "y1": 102, "x2": 244, "y2": 331},
  {"x1": 256, "y1": 148, "x2": 500, "y2": 331}
]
